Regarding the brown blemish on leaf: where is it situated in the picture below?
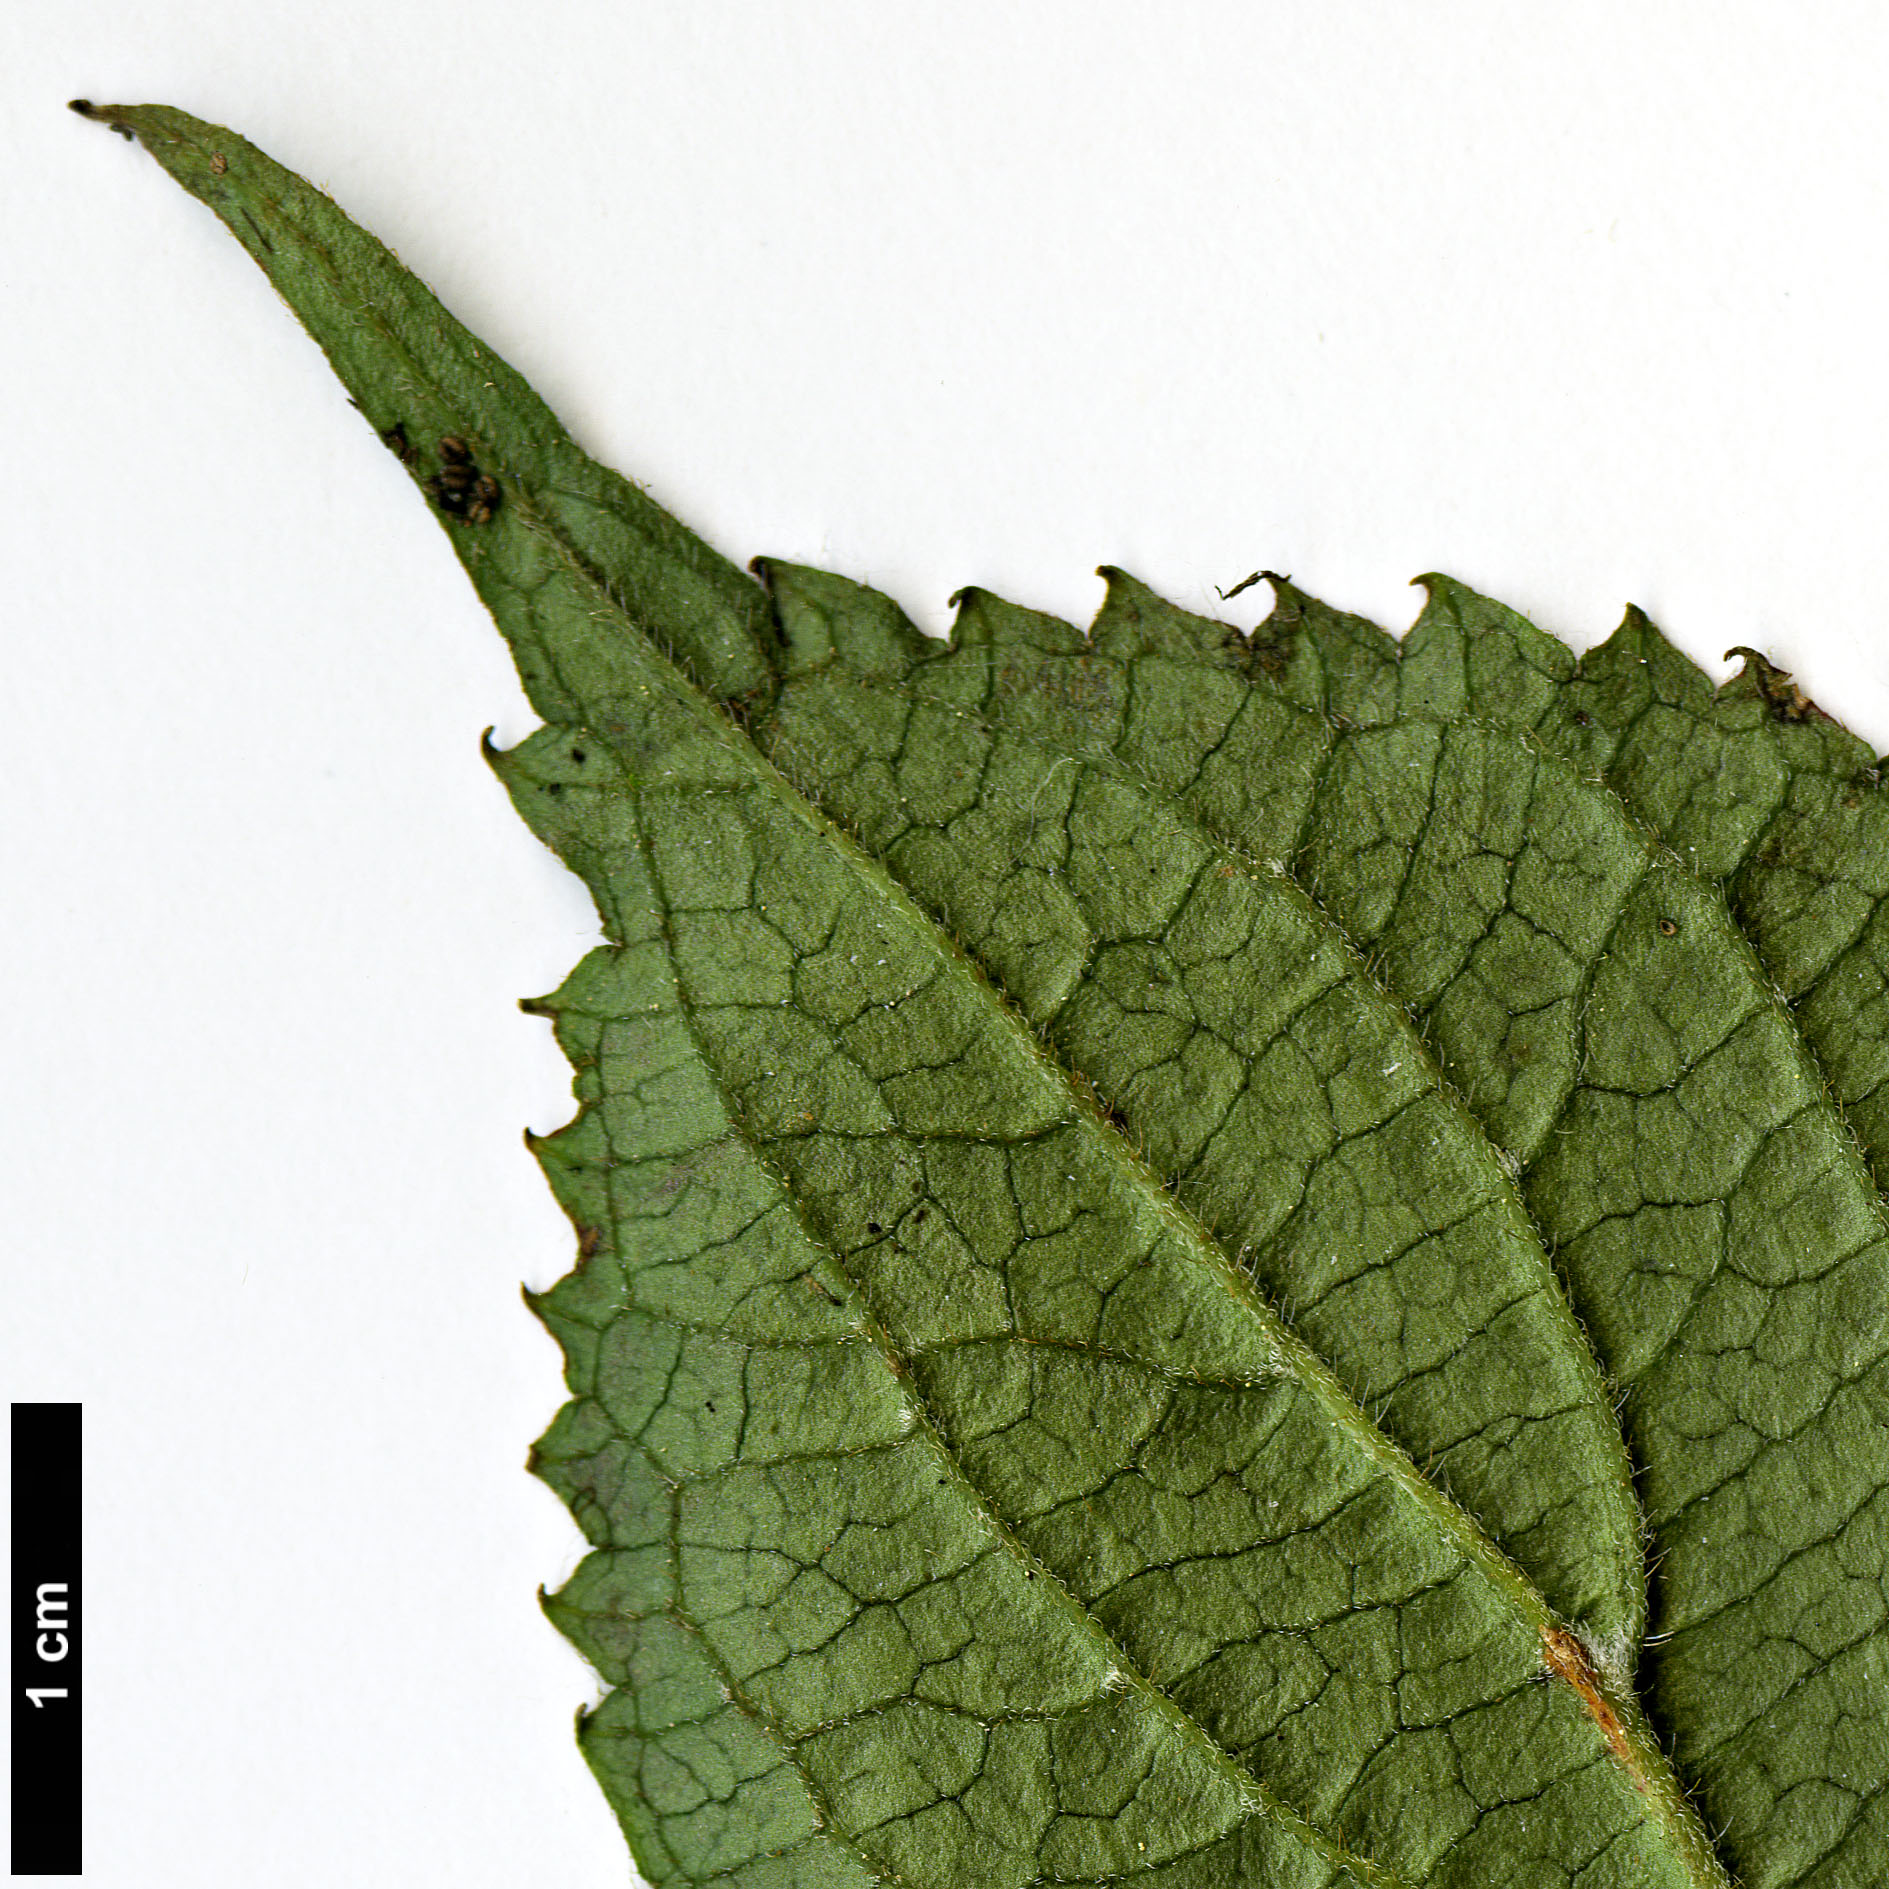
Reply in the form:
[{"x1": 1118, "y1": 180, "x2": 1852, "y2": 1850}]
[
  {"x1": 1541, "y1": 1625, "x2": 1644, "y2": 1792},
  {"x1": 576, "y1": 1224, "x2": 603, "y2": 1259},
  {"x1": 1726, "y1": 646, "x2": 1828, "y2": 723},
  {"x1": 209, "y1": 152, "x2": 228, "y2": 175}
]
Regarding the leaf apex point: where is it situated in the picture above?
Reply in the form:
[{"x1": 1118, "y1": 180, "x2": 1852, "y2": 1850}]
[{"x1": 69, "y1": 97, "x2": 137, "y2": 140}]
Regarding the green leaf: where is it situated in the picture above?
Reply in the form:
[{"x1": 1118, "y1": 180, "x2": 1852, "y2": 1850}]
[
  {"x1": 87, "y1": 100, "x2": 1889, "y2": 1889},
  {"x1": 755, "y1": 564, "x2": 1646, "y2": 1658}
]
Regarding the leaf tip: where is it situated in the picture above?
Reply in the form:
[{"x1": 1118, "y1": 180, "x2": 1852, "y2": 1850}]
[
  {"x1": 68, "y1": 97, "x2": 135, "y2": 140},
  {"x1": 1409, "y1": 569, "x2": 1471, "y2": 609},
  {"x1": 1409, "y1": 568, "x2": 1506, "y2": 628}
]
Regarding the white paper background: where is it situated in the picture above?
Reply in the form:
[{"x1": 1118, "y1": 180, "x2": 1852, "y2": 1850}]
[{"x1": 6, "y1": 5, "x2": 1889, "y2": 1884}]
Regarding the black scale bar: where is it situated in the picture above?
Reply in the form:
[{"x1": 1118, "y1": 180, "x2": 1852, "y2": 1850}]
[{"x1": 12, "y1": 1403, "x2": 81, "y2": 1876}]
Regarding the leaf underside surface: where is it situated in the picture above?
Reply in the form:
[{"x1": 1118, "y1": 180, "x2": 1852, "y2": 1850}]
[{"x1": 88, "y1": 101, "x2": 1889, "y2": 1889}]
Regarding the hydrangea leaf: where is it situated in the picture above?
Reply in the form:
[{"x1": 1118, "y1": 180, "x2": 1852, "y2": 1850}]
[{"x1": 87, "y1": 99, "x2": 1889, "y2": 1889}]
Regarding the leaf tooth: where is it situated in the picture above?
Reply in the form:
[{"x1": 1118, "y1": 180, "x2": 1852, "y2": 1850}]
[
  {"x1": 757, "y1": 557, "x2": 932, "y2": 683},
  {"x1": 949, "y1": 586, "x2": 1090, "y2": 659},
  {"x1": 1088, "y1": 566, "x2": 1249, "y2": 668}
]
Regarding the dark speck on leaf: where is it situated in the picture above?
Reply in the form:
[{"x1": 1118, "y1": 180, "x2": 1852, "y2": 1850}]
[
  {"x1": 866, "y1": 1222, "x2": 882, "y2": 1236},
  {"x1": 427, "y1": 435, "x2": 502, "y2": 523},
  {"x1": 1659, "y1": 918, "x2": 1679, "y2": 937}
]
